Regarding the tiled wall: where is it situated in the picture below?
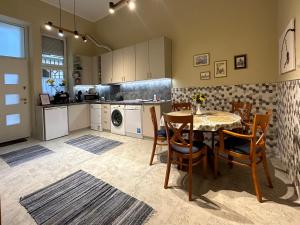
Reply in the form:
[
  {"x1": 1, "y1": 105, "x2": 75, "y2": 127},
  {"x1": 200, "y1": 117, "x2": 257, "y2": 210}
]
[
  {"x1": 172, "y1": 83, "x2": 278, "y2": 157},
  {"x1": 277, "y1": 79, "x2": 300, "y2": 197}
]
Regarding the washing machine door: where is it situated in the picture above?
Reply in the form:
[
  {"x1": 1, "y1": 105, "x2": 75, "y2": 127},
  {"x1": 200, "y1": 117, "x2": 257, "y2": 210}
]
[{"x1": 111, "y1": 109, "x2": 123, "y2": 127}]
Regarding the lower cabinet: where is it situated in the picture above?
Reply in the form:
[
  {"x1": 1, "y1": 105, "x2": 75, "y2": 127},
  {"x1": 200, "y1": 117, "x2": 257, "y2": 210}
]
[
  {"x1": 101, "y1": 104, "x2": 111, "y2": 131},
  {"x1": 68, "y1": 104, "x2": 90, "y2": 132}
]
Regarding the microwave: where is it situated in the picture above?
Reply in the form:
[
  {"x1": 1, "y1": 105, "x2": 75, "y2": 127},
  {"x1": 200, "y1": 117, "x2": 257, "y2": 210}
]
[{"x1": 84, "y1": 94, "x2": 98, "y2": 101}]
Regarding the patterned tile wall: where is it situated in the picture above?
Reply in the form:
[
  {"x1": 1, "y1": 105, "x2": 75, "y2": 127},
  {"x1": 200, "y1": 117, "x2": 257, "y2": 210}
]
[
  {"x1": 172, "y1": 83, "x2": 278, "y2": 156},
  {"x1": 277, "y1": 79, "x2": 300, "y2": 196}
]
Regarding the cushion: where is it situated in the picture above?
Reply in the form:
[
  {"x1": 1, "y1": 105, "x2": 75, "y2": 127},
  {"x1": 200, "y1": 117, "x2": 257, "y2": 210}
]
[
  {"x1": 224, "y1": 137, "x2": 262, "y2": 155},
  {"x1": 171, "y1": 143, "x2": 201, "y2": 154},
  {"x1": 157, "y1": 129, "x2": 167, "y2": 137}
]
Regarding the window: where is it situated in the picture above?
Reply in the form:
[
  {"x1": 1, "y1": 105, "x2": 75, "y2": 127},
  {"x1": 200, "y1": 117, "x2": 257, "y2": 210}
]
[
  {"x1": 0, "y1": 21, "x2": 25, "y2": 58},
  {"x1": 41, "y1": 35, "x2": 66, "y2": 96}
]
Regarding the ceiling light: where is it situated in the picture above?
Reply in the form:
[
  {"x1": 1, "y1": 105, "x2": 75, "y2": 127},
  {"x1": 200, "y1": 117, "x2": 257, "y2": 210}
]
[
  {"x1": 82, "y1": 36, "x2": 87, "y2": 43},
  {"x1": 44, "y1": 21, "x2": 53, "y2": 30},
  {"x1": 128, "y1": 1, "x2": 136, "y2": 10},
  {"x1": 74, "y1": 30, "x2": 79, "y2": 39},
  {"x1": 58, "y1": 29, "x2": 64, "y2": 37},
  {"x1": 109, "y1": 2, "x2": 115, "y2": 14}
]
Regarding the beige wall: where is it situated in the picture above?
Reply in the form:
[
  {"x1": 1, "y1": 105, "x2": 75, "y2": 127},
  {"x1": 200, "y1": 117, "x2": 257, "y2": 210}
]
[
  {"x1": 94, "y1": 0, "x2": 278, "y2": 88},
  {"x1": 277, "y1": 0, "x2": 300, "y2": 81},
  {"x1": 0, "y1": 0, "x2": 96, "y2": 136}
]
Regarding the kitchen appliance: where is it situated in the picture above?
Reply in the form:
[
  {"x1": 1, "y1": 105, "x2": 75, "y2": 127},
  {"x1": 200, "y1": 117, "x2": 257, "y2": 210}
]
[
  {"x1": 125, "y1": 105, "x2": 143, "y2": 138},
  {"x1": 44, "y1": 106, "x2": 69, "y2": 140},
  {"x1": 111, "y1": 105, "x2": 125, "y2": 135},
  {"x1": 90, "y1": 104, "x2": 102, "y2": 131},
  {"x1": 84, "y1": 94, "x2": 98, "y2": 101},
  {"x1": 54, "y1": 92, "x2": 69, "y2": 104}
]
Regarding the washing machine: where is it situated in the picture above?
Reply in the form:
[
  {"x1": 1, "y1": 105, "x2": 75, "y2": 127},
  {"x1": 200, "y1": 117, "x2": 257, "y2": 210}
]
[{"x1": 111, "y1": 104, "x2": 126, "y2": 135}]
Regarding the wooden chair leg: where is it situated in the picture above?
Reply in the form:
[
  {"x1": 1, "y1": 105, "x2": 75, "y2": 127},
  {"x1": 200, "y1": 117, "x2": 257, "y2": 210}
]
[
  {"x1": 188, "y1": 157, "x2": 193, "y2": 201},
  {"x1": 164, "y1": 151, "x2": 172, "y2": 189},
  {"x1": 149, "y1": 137, "x2": 157, "y2": 166},
  {"x1": 203, "y1": 148, "x2": 207, "y2": 178},
  {"x1": 228, "y1": 155, "x2": 233, "y2": 168},
  {"x1": 179, "y1": 158, "x2": 183, "y2": 170},
  {"x1": 262, "y1": 153, "x2": 273, "y2": 188},
  {"x1": 214, "y1": 149, "x2": 219, "y2": 178},
  {"x1": 251, "y1": 161, "x2": 262, "y2": 202}
]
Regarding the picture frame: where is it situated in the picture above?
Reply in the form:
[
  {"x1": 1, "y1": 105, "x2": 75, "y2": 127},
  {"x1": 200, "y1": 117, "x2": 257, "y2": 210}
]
[
  {"x1": 234, "y1": 54, "x2": 247, "y2": 69},
  {"x1": 40, "y1": 94, "x2": 51, "y2": 105},
  {"x1": 200, "y1": 71, "x2": 210, "y2": 80},
  {"x1": 193, "y1": 53, "x2": 210, "y2": 66},
  {"x1": 214, "y1": 60, "x2": 227, "y2": 78}
]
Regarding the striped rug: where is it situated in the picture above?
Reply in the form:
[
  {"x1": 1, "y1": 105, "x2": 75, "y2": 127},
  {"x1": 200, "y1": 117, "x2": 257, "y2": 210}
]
[
  {"x1": 20, "y1": 170, "x2": 154, "y2": 225},
  {"x1": 65, "y1": 134, "x2": 122, "y2": 155},
  {"x1": 0, "y1": 145, "x2": 53, "y2": 167}
]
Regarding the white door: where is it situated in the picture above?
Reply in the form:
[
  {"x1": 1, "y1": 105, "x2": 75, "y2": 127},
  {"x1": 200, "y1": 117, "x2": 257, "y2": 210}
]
[{"x1": 0, "y1": 57, "x2": 30, "y2": 143}]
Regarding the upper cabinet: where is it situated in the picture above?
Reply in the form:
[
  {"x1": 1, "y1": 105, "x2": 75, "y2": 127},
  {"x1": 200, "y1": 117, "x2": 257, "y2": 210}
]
[
  {"x1": 101, "y1": 36, "x2": 171, "y2": 84},
  {"x1": 101, "y1": 52, "x2": 113, "y2": 84}
]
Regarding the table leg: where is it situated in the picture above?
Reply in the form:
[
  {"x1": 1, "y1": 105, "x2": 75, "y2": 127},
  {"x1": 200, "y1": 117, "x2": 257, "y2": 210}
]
[{"x1": 212, "y1": 132, "x2": 220, "y2": 178}]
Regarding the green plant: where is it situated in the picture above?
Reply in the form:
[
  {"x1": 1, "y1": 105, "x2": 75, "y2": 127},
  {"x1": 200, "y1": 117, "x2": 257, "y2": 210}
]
[{"x1": 192, "y1": 93, "x2": 206, "y2": 105}]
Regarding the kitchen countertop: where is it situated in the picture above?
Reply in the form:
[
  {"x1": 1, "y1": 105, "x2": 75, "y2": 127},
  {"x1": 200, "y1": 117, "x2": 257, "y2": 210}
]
[{"x1": 38, "y1": 100, "x2": 171, "y2": 108}]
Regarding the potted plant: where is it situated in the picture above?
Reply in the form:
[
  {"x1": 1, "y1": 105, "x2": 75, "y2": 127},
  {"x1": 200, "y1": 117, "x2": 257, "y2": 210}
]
[{"x1": 192, "y1": 93, "x2": 206, "y2": 115}]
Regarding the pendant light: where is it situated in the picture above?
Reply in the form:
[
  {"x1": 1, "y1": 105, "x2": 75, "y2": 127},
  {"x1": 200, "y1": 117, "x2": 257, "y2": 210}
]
[
  {"x1": 109, "y1": 0, "x2": 136, "y2": 14},
  {"x1": 58, "y1": 0, "x2": 64, "y2": 37},
  {"x1": 73, "y1": 0, "x2": 79, "y2": 39}
]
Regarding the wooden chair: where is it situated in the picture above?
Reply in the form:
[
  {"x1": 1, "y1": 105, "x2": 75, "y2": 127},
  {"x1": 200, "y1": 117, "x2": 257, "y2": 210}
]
[
  {"x1": 215, "y1": 111, "x2": 273, "y2": 202},
  {"x1": 164, "y1": 114, "x2": 207, "y2": 201},
  {"x1": 231, "y1": 101, "x2": 253, "y2": 133},
  {"x1": 149, "y1": 106, "x2": 168, "y2": 166},
  {"x1": 172, "y1": 102, "x2": 192, "y2": 111}
]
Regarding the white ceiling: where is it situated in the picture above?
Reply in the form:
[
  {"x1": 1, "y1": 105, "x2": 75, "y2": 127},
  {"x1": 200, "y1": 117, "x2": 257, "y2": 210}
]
[{"x1": 40, "y1": 0, "x2": 119, "y2": 22}]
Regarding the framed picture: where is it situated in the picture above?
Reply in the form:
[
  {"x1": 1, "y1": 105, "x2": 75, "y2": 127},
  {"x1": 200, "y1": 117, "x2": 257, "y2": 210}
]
[
  {"x1": 214, "y1": 60, "x2": 227, "y2": 78},
  {"x1": 200, "y1": 71, "x2": 210, "y2": 80},
  {"x1": 279, "y1": 18, "x2": 296, "y2": 74},
  {"x1": 193, "y1": 53, "x2": 210, "y2": 66},
  {"x1": 40, "y1": 94, "x2": 51, "y2": 105},
  {"x1": 234, "y1": 54, "x2": 247, "y2": 69}
]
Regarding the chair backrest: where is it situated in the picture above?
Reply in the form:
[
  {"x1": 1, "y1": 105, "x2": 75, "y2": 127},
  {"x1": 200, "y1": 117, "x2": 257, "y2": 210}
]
[
  {"x1": 231, "y1": 101, "x2": 252, "y2": 123},
  {"x1": 163, "y1": 114, "x2": 194, "y2": 154},
  {"x1": 172, "y1": 102, "x2": 192, "y2": 111},
  {"x1": 150, "y1": 106, "x2": 158, "y2": 136}
]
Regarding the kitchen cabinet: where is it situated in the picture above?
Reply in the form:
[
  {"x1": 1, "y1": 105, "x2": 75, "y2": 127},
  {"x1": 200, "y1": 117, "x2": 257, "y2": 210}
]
[
  {"x1": 92, "y1": 56, "x2": 100, "y2": 84},
  {"x1": 73, "y1": 55, "x2": 100, "y2": 85},
  {"x1": 136, "y1": 37, "x2": 172, "y2": 81},
  {"x1": 112, "y1": 46, "x2": 136, "y2": 83},
  {"x1": 101, "y1": 52, "x2": 113, "y2": 84},
  {"x1": 91, "y1": 104, "x2": 102, "y2": 131},
  {"x1": 101, "y1": 104, "x2": 111, "y2": 131},
  {"x1": 68, "y1": 104, "x2": 90, "y2": 131}
]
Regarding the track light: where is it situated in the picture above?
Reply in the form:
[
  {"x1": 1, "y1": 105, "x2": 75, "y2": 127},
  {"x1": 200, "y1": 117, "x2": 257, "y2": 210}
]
[
  {"x1": 74, "y1": 30, "x2": 79, "y2": 39},
  {"x1": 44, "y1": 21, "x2": 53, "y2": 30},
  {"x1": 128, "y1": 1, "x2": 136, "y2": 10},
  {"x1": 82, "y1": 36, "x2": 87, "y2": 43},
  {"x1": 58, "y1": 29, "x2": 64, "y2": 37},
  {"x1": 109, "y1": 2, "x2": 115, "y2": 14}
]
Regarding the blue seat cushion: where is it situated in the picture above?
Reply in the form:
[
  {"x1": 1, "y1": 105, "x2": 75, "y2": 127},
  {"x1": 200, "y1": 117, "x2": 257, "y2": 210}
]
[
  {"x1": 157, "y1": 129, "x2": 167, "y2": 137},
  {"x1": 171, "y1": 143, "x2": 202, "y2": 154},
  {"x1": 224, "y1": 137, "x2": 262, "y2": 155}
]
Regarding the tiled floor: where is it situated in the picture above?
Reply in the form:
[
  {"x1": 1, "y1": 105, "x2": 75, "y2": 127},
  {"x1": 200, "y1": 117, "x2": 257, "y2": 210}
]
[{"x1": 0, "y1": 129, "x2": 299, "y2": 225}]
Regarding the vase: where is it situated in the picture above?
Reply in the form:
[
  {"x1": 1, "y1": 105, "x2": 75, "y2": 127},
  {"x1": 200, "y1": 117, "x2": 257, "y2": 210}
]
[{"x1": 196, "y1": 104, "x2": 202, "y2": 115}]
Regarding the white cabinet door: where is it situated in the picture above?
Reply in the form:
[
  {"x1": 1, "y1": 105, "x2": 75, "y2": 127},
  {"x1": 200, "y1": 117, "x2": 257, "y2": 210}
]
[
  {"x1": 142, "y1": 105, "x2": 160, "y2": 138},
  {"x1": 112, "y1": 49, "x2": 124, "y2": 83},
  {"x1": 44, "y1": 107, "x2": 69, "y2": 140},
  {"x1": 135, "y1": 41, "x2": 149, "y2": 81},
  {"x1": 90, "y1": 104, "x2": 102, "y2": 131},
  {"x1": 92, "y1": 56, "x2": 100, "y2": 84},
  {"x1": 123, "y1": 46, "x2": 136, "y2": 82},
  {"x1": 101, "y1": 52, "x2": 113, "y2": 84},
  {"x1": 68, "y1": 104, "x2": 90, "y2": 131}
]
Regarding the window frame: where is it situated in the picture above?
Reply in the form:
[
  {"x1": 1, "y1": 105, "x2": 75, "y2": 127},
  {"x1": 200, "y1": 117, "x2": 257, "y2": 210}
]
[
  {"x1": 0, "y1": 19, "x2": 27, "y2": 60},
  {"x1": 41, "y1": 33, "x2": 67, "y2": 95}
]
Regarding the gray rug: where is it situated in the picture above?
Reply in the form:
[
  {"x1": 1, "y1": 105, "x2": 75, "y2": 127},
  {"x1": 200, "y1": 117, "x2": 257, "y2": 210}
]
[
  {"x1": 0, "y1": 145, "x2": 53, "y2": 167},
  {"x1": 20, "y1": 170, "x2": 154, "y2": 225},
  {"x1": 65, "y1": 134, "x2": 122, "y2": 155}
]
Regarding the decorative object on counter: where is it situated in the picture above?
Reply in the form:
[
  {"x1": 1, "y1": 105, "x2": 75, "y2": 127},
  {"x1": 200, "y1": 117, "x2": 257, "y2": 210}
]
[
  {"x1": 75, "y1": 90, "x2": 83, "y2": 102},
  {"x1": 214, "y1": 60, "x2": 227, "y2": 78},
  {"x1": 200, "y1": 71, "x2": 210, "y2": 80},
  {"x1": 46, "y1": 78, "x2": 67, "y2": 93},
  {"x1": 193, "y1": 53, "x2": 210, "y2": 66},
  {"x1": 192, "y1": 93, "x2": 206, "y2": 115},
  {"x1": 234, "y1": 54, "x2": 247, "y2": 69},
  {"x1": 40, "y1": 94, "x2": 51, "y2": 106},
  {"x1": 279, "y1": 18, "x2": 296, "y2": 74}
]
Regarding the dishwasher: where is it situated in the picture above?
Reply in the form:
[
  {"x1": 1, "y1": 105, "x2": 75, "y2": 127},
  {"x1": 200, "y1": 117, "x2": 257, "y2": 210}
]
[{"x1": 124, "y1": 105, "x2": 143, "y2": 138}]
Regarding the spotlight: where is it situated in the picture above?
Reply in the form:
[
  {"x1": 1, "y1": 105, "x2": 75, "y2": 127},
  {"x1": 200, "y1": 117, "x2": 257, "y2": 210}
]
[
  {"x1": 44, "y1": 21, "x2": 53, "y2": 30},
  {"x1": 74, "y1": 30, "x2": 79, "y2": 39},
  {"x1": 128, "y1": 1, "x2": 136, "y2": 10},
  {"x1": 109, "y1": 2, "x2": 115, "y2": 14},
  {"x1": 58, "y1": 29, "x2": 64, "y2": 37},
  {"x1": 82, "y1": 36, "x2": 87, "y2": 43}
]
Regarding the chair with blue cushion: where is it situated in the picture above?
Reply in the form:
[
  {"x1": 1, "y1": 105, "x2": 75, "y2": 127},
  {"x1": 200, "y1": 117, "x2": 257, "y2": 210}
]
[
  {"x1": 149, "y1": 106, "x2": 168, "y2": 166},
  {"x1": 163, "y1": 113, "x2": 207, "y2": 201},
  {"x1": 215, "y1": 112, "x2": 273, "y2": 202}
]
